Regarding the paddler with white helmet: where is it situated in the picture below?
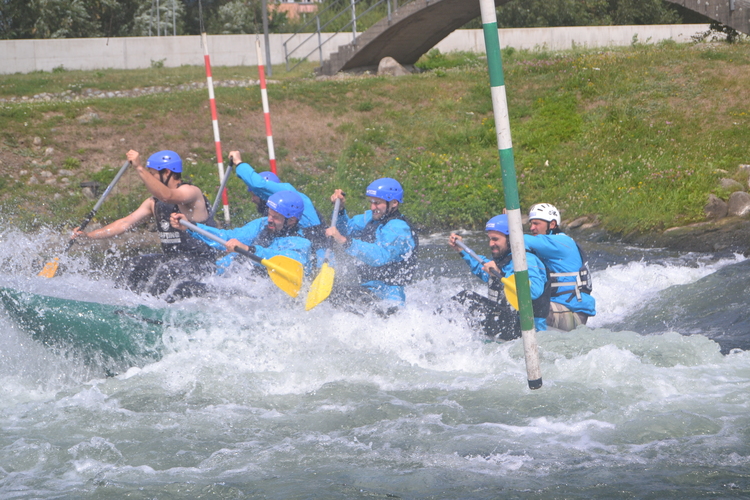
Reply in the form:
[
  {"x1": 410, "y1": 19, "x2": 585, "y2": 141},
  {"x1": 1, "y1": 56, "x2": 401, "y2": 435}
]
[{"x1": 524, "y1": 203, "x2": 596, "y2": 330}]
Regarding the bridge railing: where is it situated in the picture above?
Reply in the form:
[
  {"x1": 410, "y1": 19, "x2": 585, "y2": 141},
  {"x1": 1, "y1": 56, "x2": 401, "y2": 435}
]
[{"x1": 283, "y1": 0, "x2": 416, "y2": 71}]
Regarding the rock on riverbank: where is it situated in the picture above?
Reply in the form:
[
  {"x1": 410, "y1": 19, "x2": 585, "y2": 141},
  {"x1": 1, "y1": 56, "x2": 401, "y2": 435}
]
[{"x1": 569, "y1": 216, "x2": 750, "y2": 255}]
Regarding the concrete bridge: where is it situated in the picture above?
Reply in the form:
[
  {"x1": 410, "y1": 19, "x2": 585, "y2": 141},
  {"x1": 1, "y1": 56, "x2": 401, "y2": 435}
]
[
  {"x1": 318, "y1": 0, "x2": 750, "y2": 76},
  {"x1": 664, "y1": 0, "x2": 749, "y2": 35}
]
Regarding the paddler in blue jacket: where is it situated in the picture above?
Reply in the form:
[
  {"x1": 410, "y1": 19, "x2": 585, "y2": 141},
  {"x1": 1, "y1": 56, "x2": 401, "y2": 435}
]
[
  {"x1": 325, "y1": 178, "x2": 418, "y2": 307},
  {"x1": 523, "y1": 203, "x2": 596, "y2": 330},
  {"x1": 449, "y1": 214, "x2": 549, "y2": 338},
  {"x1": 170, "y1": 190, "x2": 312, "y2": 277},
  {"x1": 228, "y1": 150, "x2": 326, "y2": 266}
]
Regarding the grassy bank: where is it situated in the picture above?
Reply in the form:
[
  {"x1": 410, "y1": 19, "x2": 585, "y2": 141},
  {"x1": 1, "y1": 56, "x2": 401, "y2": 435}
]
[{"x1": 1, "y1": 39, "x2": 749, "y2": 235}]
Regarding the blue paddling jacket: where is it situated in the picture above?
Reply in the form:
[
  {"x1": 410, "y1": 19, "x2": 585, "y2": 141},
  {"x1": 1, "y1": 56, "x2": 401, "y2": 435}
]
[
  {"x1": 460, "y1": 249, "x2": 549, "y2": 331},
  {"x1": 187, "y1": 218, "x2": 312, "y2": 275},
  {"x1": 336, "y1": 209, "x2": 418, "y2": 304},
  {"x1": 523, "y1": 233, "x2": 596, "y2": 317},
  {"x1": 236, "y1": 162, "x2": 327, "y2": 266}
]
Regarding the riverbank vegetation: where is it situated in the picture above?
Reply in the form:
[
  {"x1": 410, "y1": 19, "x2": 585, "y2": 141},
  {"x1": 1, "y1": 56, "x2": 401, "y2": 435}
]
[{"x1": 0, "y1": 38, "x2": 749, "y2": 235}]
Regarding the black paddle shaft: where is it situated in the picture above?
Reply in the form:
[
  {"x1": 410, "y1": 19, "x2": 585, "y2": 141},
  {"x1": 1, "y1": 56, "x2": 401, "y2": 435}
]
[
  {"x1": 63, "y1": 208, "x2": 97, "y2": 252},
  {"x1": 179, "y1": 219, "x2": 262, "y2": 264},
  {"x1": 455, "y1": 239, "x2": 504, "y2": 280},
  {"x1": 234, "y1": 246, "x2": 262, "y2": 264},
  {"x1": 66, "y1": 159, "x2": 131, "y2": 253},
  {"x1": 209, "y1": 158, "x2": 234, "y2": 219}
]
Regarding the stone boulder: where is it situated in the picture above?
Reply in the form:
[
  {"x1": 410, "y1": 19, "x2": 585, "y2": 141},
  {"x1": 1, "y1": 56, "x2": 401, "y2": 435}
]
[
  {"x1": 719, "y1": 178, "x2": 744, "y2": 192},
  {"x1": 727, "y1": 191, "x2": 750, "y2": 217},
  {"x1": 704, "y1": 194, "x2": 728, "y2": 219},
  {"x1": 377, "y1": 57, "x2": 410, "y2": 77}
]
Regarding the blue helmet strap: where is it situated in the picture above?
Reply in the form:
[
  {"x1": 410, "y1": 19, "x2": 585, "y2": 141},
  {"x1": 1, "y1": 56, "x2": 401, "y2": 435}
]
[
  {"x1": 384, "y1": 200, "x2": 398, "y2": 218},
  {"x1": 158, "y1": 169, "x2": 173, "y2": 186}
]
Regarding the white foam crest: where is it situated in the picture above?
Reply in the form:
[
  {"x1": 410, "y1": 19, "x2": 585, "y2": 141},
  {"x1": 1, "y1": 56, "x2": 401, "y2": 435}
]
[
  {"x1": 516, "y1": 416, "x2": 616, "y2": 436},
  {"x1": 462, "y1": 451, "x2": 533, "y2": 472},
  {"x1": 54, "y1": 386, "x2": 119, "y2": 411},
  {"x1": 589, "y1": 253, "x2": 746, "y2": 326},
  {"x1": 93, "y1": 276, "x2": 537, "y2": 398},
  {"x1": 550, "y1": 343, "x2": 646, "y2": 385}
]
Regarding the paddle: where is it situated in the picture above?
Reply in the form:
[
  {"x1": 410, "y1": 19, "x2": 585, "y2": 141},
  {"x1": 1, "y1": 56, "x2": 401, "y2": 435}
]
[
  {"x1": 39, "y1": 160, "x2": 131, "y2": 278},
  {"x1": 209, "y1": 159, "x2": 234, "y2": 220},
  {"x1": 305, "y1": 198, "x2": 341, "y2": 310},
  {"x1": 455, "y1": 239, "x2": 518, "y2": 310},
  {"x1": 178, "y1": 219, "x2": 303, "y2": 298}
]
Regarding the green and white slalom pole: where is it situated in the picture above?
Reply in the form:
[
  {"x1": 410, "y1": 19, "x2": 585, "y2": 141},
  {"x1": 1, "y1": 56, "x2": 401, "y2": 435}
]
[{"x1": 479, "y1": 0, "x2": 542, "y2": 390}]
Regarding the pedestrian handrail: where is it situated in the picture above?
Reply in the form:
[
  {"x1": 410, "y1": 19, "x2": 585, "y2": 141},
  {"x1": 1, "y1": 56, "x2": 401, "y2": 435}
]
[{"x1": 283, "y1": 0, "x2": 415, "y2": 72}]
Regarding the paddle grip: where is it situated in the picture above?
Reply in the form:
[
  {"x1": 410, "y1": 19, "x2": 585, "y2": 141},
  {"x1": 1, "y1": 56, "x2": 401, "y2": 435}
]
[
  {"x1": 64, "y1": 209, "x2": 96, "y2": 252},
  {"x1": 77, "y1": 210, "x2": 96, "y2": 233}
]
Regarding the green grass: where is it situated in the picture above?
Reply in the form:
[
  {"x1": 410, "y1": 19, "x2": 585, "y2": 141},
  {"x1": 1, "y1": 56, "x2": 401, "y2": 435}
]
[
  {"x1": 0, "y1": 61, "x2": 318, "y2": 98},
  {"x1": 1, "y1": 41, "x2": 749, "y2": 235}
]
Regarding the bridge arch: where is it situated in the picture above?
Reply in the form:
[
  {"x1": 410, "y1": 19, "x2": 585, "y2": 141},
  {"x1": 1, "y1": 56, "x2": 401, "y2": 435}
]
[{"x1": 318, "y1": 0, "x2": 750, "y2": 76}]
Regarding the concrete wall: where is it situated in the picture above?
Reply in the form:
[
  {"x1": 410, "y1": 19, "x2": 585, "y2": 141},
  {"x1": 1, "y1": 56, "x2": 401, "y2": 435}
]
[
  {"x1": 436, "y1": 24, "x2": 711, "y2": 53},
  {"x1": 0, "y1": 25, "x2": 711, "y2": 75},
  {"x1": 0, "y1": 33, "x2": 354, "y2": 74}
]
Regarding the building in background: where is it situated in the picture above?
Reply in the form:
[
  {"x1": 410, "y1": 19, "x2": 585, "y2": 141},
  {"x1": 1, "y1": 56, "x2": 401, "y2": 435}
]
[{"x1": 271, "y1": 0, "x2": 320, "y2": 20}]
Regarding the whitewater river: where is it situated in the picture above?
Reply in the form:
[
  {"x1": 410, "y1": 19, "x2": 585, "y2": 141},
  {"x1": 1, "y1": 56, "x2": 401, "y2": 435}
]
[{"x1": 1, "y1": 228, "x2": 749, "y2": 498}]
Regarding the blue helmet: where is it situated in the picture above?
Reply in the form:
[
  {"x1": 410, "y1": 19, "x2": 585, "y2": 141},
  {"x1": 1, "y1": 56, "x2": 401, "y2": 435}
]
[
  {"x1": 260, "y1": 171, "x2": 280, "y2": 183},
  {"x1": 366, "y1": 177, "x2": 403, "y2": 203},
  {"x1": 146, "y1": 150, "x2": 182, "y2": 173},
  {"x1": 248, "y1": 171, "x2": 280, "y2": 193},
  {"x1": 485, "y1": 214, "x2": 509, "y2": 235},
  {"x1": 266, "y1": 190, "x2": 304, "y2": 219}
]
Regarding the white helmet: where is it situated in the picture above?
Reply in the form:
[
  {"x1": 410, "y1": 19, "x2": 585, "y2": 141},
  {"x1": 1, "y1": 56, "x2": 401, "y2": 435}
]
[{"x1": 529, "y1": 203, "x2": 561, "y2": 226}]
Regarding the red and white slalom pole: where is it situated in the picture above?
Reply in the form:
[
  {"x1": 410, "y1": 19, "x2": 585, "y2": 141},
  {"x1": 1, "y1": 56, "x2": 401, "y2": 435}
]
[
  {"x1": 202, "y1": 32, "x2": 230, "y2": 224},
  {"x1": 256, "y1": 38, "x2": 277, "y2": 175}
]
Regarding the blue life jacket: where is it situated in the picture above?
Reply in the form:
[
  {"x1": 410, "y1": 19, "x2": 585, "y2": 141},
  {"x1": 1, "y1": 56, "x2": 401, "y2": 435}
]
[
  {"x1": 523, "y1": 233, "x2": 596, "y2": 316},
  {"x1": 337, "y1": 208, "x2": 418, "y2": 304}
]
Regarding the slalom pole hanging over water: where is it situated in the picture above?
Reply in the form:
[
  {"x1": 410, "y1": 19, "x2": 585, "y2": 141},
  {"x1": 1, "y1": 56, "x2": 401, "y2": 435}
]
[
  {"x1": 256, "y1": 38, "x2": 278, "y2": 175},
  {"x1": 201, "y1": 32, "x2": 231, "y2": 224},
  {"x1": 479, "y1": 0, "x2": 542, "y2": 390}
]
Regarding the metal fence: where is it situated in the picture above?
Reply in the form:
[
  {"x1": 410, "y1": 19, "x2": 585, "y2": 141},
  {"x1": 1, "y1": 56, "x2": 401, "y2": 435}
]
[{"x1": 283, "y1": 0, "x2": 413, "y2": 71}]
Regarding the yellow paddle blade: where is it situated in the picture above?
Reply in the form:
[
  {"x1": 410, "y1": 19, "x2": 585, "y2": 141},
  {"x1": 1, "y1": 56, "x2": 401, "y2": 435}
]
[
  {"x1": 501, "y1": 274, "x2": 519, "y2": 311},
  {"x1": 305, "y1": 262, "x2": 335, "y2": 311},
  {"x1": 38, "y1": 257, "x2": 60, "y2": 279},
  {"x1": 261, "y1": 255, "x2": 304, "y2": 298}
]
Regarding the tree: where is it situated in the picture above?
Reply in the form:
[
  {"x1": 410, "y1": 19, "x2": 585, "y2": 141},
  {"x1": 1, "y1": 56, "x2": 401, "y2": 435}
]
[
  {"x1": 133, "y1": 0, "x2": 186, "y2": 36},
  {"x1": 0, "y1": 0, "x2": 37, "y2": 39},
  {"x1": 210, "y1": 0, "x2": 288, "y2": 34},
  {"x1": 606, "y1": 0, "x2": 681, "y2": 25},
  {"x1": 32, "y1": 0, "x2": 99, "y2": 38},
  {"x1": 183, "y1": 0, "x2": 231, "y2": 35},
  {"x1": 0, "y1": 0, "x2": 140, "y2": 39},
  {"x1": 494, "y1": 0, "x2": 686, "y2": 28}
]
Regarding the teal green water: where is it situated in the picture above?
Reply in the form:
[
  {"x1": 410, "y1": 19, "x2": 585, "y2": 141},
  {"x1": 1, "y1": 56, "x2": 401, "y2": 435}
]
[{"x1": 1, "y1": 236, "x2": 749, "y2": 498}]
